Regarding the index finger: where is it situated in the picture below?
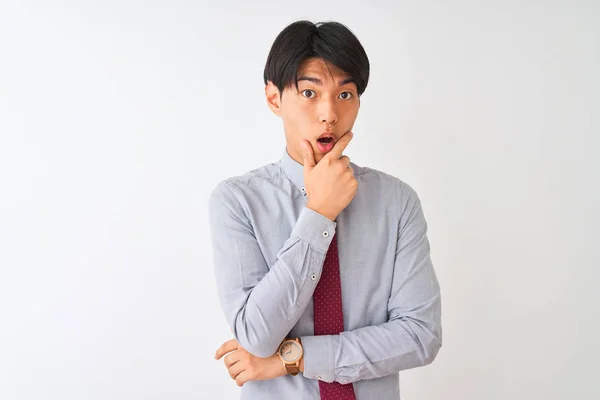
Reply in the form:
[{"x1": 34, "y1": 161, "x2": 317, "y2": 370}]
[
  {"x1": 215, "y1": 338, "x2": 238, "y2": 360},
  {"x1": 325, "y1": 131, "x2": 353, "y2": 161}
]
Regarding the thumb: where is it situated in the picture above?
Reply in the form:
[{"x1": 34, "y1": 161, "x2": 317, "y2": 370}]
[{"x1": 301, "y1": 141, "x2": 316, "y2": 170}]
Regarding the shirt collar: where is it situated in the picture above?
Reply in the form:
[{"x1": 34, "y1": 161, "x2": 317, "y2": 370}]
[{"x1": 280, "y1": 147, "x2": 306, "y2": 194}]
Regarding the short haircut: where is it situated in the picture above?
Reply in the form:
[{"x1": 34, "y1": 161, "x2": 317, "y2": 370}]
[{"x1": 263, "y1": 20, "x2": 370, "y2": 96}]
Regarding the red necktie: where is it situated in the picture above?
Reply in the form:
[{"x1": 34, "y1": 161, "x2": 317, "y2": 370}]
[{"x1": 313, "y1": 232, "x2": 357, "y2": 399}]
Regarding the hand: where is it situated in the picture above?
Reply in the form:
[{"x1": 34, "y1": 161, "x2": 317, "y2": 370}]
[
  {"x1": 301, "y1": 131, "x2": 358, "y2": 221},
  {"x1": 215, "y1": 338, "x2": 287, "y2": 387}
]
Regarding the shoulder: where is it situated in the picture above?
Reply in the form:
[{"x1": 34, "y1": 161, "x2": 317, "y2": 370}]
[
  {"x1": 209, "y1": 161, "x2": 280, "y2": 208},
  {"x1": 353, "y1": 162, "x2": 421, "y2": 211}
]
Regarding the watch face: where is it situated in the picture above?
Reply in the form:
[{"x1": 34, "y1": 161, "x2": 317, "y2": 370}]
[{"x1": 280, "y1": 341, "x2": 302, "y2": 362}]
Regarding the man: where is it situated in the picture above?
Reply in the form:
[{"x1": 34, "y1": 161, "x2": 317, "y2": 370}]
[{"x1": 209, "y1": 20, "x2": 442, "y2": 400}]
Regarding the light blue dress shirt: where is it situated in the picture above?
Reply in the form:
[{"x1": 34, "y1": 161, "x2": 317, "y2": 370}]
[{"x1": 208, "y1": 148, "x2": 442, "y2": 399}]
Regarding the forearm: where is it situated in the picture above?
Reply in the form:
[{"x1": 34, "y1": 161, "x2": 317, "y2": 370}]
[
  {"x1": 211, "y1": 192, "x2": 337, "y2": 358},
  {"x1": 230, "y1": 228, "x2": 329, "y2": 357},
  {"x1": 300, "y1": 308, "x2": 442, "y2": 383}
]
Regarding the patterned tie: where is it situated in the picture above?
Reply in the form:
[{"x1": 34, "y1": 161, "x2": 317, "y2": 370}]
[{"x1": 313, "y1": 232, "x2": 357, "y2": 399}]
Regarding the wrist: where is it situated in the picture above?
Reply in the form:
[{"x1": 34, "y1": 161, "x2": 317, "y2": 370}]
[
  {"x1": 306, "y1": 204, "x2": 336, "y2": 222},
  {"x1": 276, "y1": 354, "x2": 288, "y2": 376},
  {"x1": 277, "y1": 337, "x2": 304, "y2": 376}
]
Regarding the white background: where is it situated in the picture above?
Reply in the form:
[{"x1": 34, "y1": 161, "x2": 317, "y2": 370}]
[{"x1": 1, "y1": 1, "x2": 598, "y2": 399}]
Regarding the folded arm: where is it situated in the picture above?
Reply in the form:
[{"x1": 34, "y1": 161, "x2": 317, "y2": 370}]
[{"x1": 301, "y1": 182, "x2": 443, "y2": 383}]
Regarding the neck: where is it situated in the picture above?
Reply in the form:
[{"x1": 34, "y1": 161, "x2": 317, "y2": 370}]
[{"x1": 286, "y1": 145, "x2": 304, "y2": 165}]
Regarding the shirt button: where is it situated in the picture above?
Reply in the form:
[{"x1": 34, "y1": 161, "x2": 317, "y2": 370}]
[
  {"x1": 301, "y1": 187, "x2": 306, "y2": 195},
  {"x1": 322, "y1": 231, "x2": 329, "y2": 238},
  {"x1": 310, "y1": 274, "x2": 317, "y2": 281}
]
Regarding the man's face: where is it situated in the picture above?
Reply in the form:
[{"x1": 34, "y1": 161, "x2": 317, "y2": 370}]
[{"x1": 266, "y1": 57, "x2": 360, "y2": 165}]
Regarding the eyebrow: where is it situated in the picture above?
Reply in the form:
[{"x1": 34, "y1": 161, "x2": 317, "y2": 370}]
[{"x1": 296, "y1": 76, "x2": 356, "y2": 87}]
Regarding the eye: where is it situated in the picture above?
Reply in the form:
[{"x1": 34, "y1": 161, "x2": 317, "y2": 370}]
[
  {"x1": 301, "y1": 89, "x2": 316, "y2": 99},
  {"x1": 339, "y1": 91, "x2": 353, "y2": 100}
]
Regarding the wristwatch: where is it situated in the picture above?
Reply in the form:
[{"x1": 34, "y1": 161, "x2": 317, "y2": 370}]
[{"x1": 277, "y1": 338, "x2": 303, "y2": 376}]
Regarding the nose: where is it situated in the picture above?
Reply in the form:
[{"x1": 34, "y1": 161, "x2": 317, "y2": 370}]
[{"x1": 318, "y1": 98, "x2": 338, "y2": 124}]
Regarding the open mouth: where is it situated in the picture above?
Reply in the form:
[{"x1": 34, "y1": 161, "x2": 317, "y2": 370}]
[
  {"x1": 317, "y1": 137, "x2": 334, "y2": 144},
  {"x1": 316, "y1": 136, "x2": 335, "y2": 153}
]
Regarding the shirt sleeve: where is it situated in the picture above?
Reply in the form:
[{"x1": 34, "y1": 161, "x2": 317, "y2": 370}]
[
  {"x1": 301, "y1": 181, "x2": 442, "y2": 383},
  {"x1": 209, "y1": 180, "x2": 336, "y2": 358}
]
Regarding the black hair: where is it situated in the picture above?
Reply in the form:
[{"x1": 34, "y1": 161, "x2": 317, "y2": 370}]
[{"x1": 263, "y1": 20, "x2": 370, "y2": 96}]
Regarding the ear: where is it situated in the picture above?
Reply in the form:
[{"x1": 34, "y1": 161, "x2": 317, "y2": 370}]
[{"x1": 265, "y1": 81, "x2": 282, "y2": 117}]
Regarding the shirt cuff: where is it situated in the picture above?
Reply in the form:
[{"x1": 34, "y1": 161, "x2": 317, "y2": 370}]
[
  {"x1": 290, "y1": 207, "x2": 337, "y2": 253},
  {"x1": 300, "y1": 335, "x2": 335, "y2": 383}
]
